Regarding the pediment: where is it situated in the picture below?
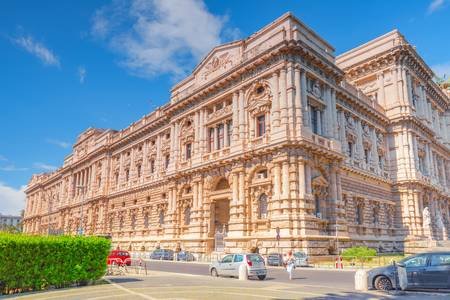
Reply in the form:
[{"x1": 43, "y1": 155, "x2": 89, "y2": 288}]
[
  {"x1": 312, "y1": 175, "x2": 328, "y2": 187},
  {"x1": 192, "y1": 41, "x2": 242, "y2": 85}
]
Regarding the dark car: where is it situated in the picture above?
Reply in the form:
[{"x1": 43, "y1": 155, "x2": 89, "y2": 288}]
[
  {"x1": 177, "y1": 251, "x2": 195, "y2": 261},
  {"x1": 368, "y1": 251, "x2": 450, "y2": 290},
  {"x1": 267, "y1": 253, "x2": 283, "y2": 266},
  {"x1": 150, "y1": 249, "x2": 174, "y2": 260},
  {"x1": 107, "y1": 250, "x2": 131, "y2": 266}
]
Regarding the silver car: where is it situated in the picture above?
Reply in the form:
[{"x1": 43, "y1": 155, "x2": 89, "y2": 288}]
[
  {"x1": 293, "y1": 251, "x2": 309, "y2": 267},
  {"x1": 209, "y1": 253, "x2": 267, "y2": 280}
]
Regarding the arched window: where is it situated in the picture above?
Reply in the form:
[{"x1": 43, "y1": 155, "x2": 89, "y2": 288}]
[
  {"x1": 258, "y1": 194, "x2": 268, "y2": 219},
  {"x1": 184, "y1": 207, "x2": 191, "y2": 225},
  {"x1": 215, "y1": 178, "x2": 229, "y2": 191}
]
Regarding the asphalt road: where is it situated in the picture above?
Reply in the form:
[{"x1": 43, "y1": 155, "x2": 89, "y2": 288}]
[{"x1": 141, "y1": 260, "x2": 356, "y2": 290}]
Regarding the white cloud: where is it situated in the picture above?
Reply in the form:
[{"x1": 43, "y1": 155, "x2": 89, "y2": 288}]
[
  {"x1": 46, "y1": 138, "x2": 70, "y2": 149},
  {"x1": 0, "y1": 155, "x2": 7, "y2": 162},
  {"x1": 13, "y1": 35, "x2": 60, "y2": 67},
  {"x1": 78, "y1": 66, "x2": 87, "y2": 84},
  {"x1": 0, "y1": 165, "x2": 28, "y2": 172},
  {"x1": 0, "y1": 182, "x2": 25, "y2": 216},
  {"x1": 91, "y1": 0, "x2": 238, "y2": 79},
  {"x1": 428, "y1": 0, "x2": 445, "y2": 14},
  {"x1": 432, "y1": 62, "x2": 450, "y2": 79},
  {"x1": 33, "y1": 162, "x2": 57, "y2": 171}
]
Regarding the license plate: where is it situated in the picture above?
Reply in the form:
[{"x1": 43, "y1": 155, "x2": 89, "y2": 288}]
[{"x1": 256, "y1": 271, "x2": 265, "y2": 275}]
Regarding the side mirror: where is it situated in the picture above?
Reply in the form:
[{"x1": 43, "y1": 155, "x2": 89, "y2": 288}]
[{"x1": 397, "y1": 262, "x2": 405, "y2": 268}]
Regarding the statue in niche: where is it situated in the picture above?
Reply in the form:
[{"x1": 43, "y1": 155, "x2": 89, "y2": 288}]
[
  {"x1": 312, "y1": 80, "x2": 322, "y2": 98},
  {"x1": 346, "y1": 115, "x2": 355, "y2": 131},
  {"x1": 423, "y1": 206, "x2": 432, "y2": 230}
]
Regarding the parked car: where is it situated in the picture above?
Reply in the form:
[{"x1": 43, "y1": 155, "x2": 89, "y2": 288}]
[
  {"x1": 150, "y1": 249, "x2": 174, "y2": 260},
  {"x1": 367, "y1": 251, "x2": 450, "y2": 290},
  {"x1": 107, "y1": 250, "x2": 131, "y2": 266},
  {"x1": 209, "y1": 253, "x2": 267, "y2": 280},
  {"x1": 177, "y1": 251, "x2": 195, "y2": 261},
  {"x1": 267, "y1": 253, "x2": 283, "y2": 266},
  {"x1": 293, "y1": 251, "x2": 309, "y2": 267}
]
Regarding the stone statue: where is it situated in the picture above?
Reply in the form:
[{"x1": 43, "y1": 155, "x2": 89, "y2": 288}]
[
  {"x1": 312, "y1": 80, "x2": 322, "y2": 98},
  {"x1": 423, "y1": 207, "x2": 431, "y2": 229}
]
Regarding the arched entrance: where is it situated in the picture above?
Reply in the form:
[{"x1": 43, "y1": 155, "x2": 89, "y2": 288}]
[{"x1": 210, "y1": 177, "x2": 231, "y2": 252}]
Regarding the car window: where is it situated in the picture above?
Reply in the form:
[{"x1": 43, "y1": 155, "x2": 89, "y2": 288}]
[
  {"x1": 247, "y1": 254, "x2": 264, "y2": 263},
  {"x1": 430, "y1": 254, "x2": 450, "y2": 266},
  {"x1": 221, "y1": 255, "x2": 233, "y2": 263},
  {"x1": 294, "y1": 252, "x2": 306, "y2": 258},
  {"x1": 402, "y1": 255, "x2": 428, "y2": 267},
  {"x1": 233, "y1": 254, "x2": 243, "y2": 262}
]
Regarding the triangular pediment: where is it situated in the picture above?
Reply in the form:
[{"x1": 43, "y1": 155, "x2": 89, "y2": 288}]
[
  {"x1": 192, "y1": 40, "x2": 243, "y2": 85},
  {"x1": 312, "y1": 175, "x2": 328, "y2": 187}
]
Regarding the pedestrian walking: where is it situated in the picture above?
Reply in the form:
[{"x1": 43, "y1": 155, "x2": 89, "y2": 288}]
[{"x1": 284, "y1": 251, "x2": 295, "y2": 280}]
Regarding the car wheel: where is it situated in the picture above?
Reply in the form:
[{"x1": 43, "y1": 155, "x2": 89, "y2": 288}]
[
  {"x1": 258, "y1": 275, "x2": 266, "y2": 280},
  {"x1": 374, "y1": 276, "x2": 393, "y2": 290},
  {"x1": 211, "y1": 268, "x2": 219, "y2": 277}
]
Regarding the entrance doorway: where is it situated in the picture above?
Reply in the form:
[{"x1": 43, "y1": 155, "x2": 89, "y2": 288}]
[{"x1": 213, "y1": 199, "x2": 230, "y2": 252}]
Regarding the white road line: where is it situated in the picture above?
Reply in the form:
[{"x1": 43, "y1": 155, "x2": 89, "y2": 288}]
[
  {"x1": 104, "y1": 278, "x2": 157, "y2": 300},
  {"x1": 86, "y1": 293, "x2": 129, "y2": 300}
]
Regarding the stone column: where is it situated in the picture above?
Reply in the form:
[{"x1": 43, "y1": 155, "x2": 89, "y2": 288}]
[
  {"x1": 232, "y1": 172, "x2": 239, "y2": 205},
  {"x1": 232, "y1": 92, "x2": 239, "y2": 142},
  {"x1": 224, "y1": 121, "x2": 229, "y2": 147},
  {"x1": 239, "y1": 89, "x2": 245, "y2": 140},
  {"x1": 305, "y1": 163, "x2": 312, "y2": 195},
  {"x1": 279, "y1": 67, "x2": 288, "y2": 127},
  {"x1": 294, "y1": 67, "x2": 303, "y2": 135},
  {"x1": 377, "y1": 72, "x2": 385, "y2": 107},
  {"x1": 300, "y1": 69, "x2": 309, "y2": 126},
  {"x1": 298, "y1": 160, "x2": 305, "y2": 198},
  {"x1": 286, "y1": 64, "x2": 295, "y2": 137},
  {"x1": 273, "y1": 163, "x2": 281, "y2": 200},
  {"x1": 271, "y1": 72, "x2": 280, "y2": 129},
  {"x1": 331, "y1": 88, "x2": 338, "y2": 139},
  {"x1": 239, "y1": 171, "x2": 245, "y2": 206},
  {"x1": 194, "y1": 111, "x2": 200, "y2": 154},
  {"x1": 281, "y1": 161, "x2": 289, "y2": 199}
]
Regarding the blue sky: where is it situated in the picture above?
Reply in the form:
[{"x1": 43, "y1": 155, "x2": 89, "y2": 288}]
[{"x1": 0, "y1": 0, "x2": 449, "y2": 215}]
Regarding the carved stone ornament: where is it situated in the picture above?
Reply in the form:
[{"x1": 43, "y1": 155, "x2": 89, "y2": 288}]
[
  {"x1": 247, "y1": 80, "x2": 272, "y2": 116},
  {"x1": 312, "y1": 80, "x2": 322, "y2": 98},
  {"x1": 423, "y1": 206, "x2": 431, "y2": 228}
]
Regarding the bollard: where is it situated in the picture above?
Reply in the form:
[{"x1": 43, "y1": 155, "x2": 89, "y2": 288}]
[
  {"x1": 354, "y1": 269, "x2": 368, "y2": 291},
  {"x1": 238, "y1": 263, "x2": 248, "y2": 281}
]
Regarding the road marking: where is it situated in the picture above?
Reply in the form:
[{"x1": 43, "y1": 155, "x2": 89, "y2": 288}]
[
  {"x1": 104, "y1": 278, "x2": 157, "y2": 300},
  {"x1": 86, "y1": 293, "x2": 129, "y2": 300}
]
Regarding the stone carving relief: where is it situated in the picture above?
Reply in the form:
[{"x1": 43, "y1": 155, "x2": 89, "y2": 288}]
[
  {"x1": 200, "y1": 52, "x2": 233, "y2": 82},
  {"x1": 423, "y1": 206, "x2": 432, "y2": 229},
  {"x1": 246, "y1": 80, "x2": 272, "y2": 117},
  {"x1": 311, "y1": 79, "x2": 322, "y2": 98},
  {"x1": 345, "y1": 113, "x2": 357, "y2": 142}
]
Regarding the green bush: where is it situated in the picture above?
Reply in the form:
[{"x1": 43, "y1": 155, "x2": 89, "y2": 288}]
[
  {"x1": 342, "y1": 246, "x2": 377, "y2": 263},
  {"x1": 0, "y1": 233, "x2": 111, "y2": 295}
]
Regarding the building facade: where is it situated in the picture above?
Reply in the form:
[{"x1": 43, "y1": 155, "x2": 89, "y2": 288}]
[
  {"x1": 0, "y1": 214, "x2": 22, "y2": 229},
  {"x1": 23, "y1": 13, "x2": 450, "y2": 255}
]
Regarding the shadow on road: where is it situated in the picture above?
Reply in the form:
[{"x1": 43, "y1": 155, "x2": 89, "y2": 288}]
[
  {"x1": 107, "y1": 277, "x2": 144, "y2": 284},
  {"x1": 303, "y1": 291, "x2": 390, "y2": 299}
]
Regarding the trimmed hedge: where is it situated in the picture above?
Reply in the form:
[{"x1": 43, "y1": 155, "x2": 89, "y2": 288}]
[
  {"x1": 0, "y1": 233, "x2": 111, "y2": 295},
  {"x1": 342, "y1": 246, "x2": 377, "y2": 262}
]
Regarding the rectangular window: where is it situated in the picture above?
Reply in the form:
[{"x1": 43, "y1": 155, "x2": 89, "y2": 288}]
[
  {"x1": 217, "y1": 124, "x2": 224, "y2": 150},
  {"x1": 311, "y1": 107, "x2": 318, "y2": 134},
  {"x1": 209, "y1": 128, "x2": 214, "y2": 152},
  {"x1": 125, "y1": 169, "x2": 130, "y2": 182},
  {"x1": 364, "y1": 149, "x2": 370, "y2": 164},
  {"x1": 137, "y1": 165, "x2": 141, "y2": 178},
  {"x1": 150, "y1": 160, "x2": 155, "y2": 173},
  {"x1": 256, "y1": 115, "x2": 266, "y2": 137},
  {"x1": 165, "y1": 155, "x2": 170, "y2": 169},
  {"x1": 348, "y1": 142, "x2": 353, "y2": 158},
  {"x1": 226, "y1": 120, "x2": 232, "y2": 147},
  {"x1": 185, "y1": 143, "x2": 192, "y2": 160}
]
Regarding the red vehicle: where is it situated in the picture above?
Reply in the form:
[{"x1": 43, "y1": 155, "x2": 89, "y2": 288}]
[{"x1": 107, "y1": 250, "x2": 131, "y2": 266}]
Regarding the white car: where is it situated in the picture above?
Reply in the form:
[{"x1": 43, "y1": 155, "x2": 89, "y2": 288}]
[{"x1": 209, "y1": 253, "x2": 267, "y2": 280}]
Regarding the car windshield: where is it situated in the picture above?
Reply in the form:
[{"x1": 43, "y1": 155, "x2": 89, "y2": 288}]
[{"x1": 247, "y1": 254, "x2": 264, "y2": 263}]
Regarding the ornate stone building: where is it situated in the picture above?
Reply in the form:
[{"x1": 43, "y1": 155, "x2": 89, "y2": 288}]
[{"x1": 23, "y1": 13, "x2": 450, "y2": 255}]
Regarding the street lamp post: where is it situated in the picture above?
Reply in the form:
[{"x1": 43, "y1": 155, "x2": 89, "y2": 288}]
[{"x1": 77, "y1": 185, "x2": 86, "y2": 235}]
